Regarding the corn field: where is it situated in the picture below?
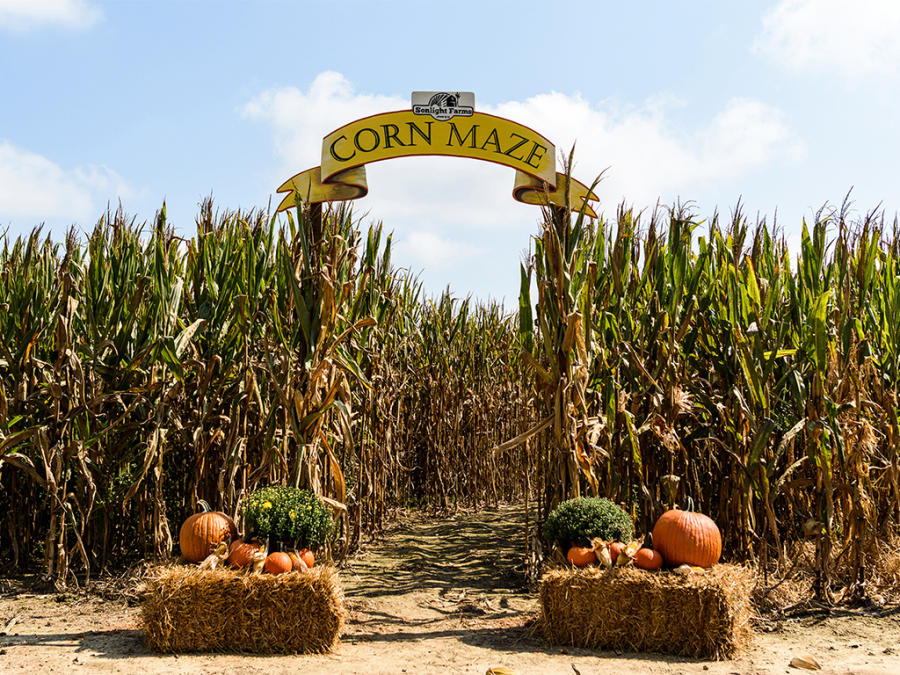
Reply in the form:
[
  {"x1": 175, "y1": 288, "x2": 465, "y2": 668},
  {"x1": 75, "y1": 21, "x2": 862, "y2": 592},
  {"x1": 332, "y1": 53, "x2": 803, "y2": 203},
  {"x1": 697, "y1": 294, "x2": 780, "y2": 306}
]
[
  {"x1": 0, "y1": 200, "x2": 533, "y2": 586},
  {"x1": 2, "y1": 191, "x2": 899, "y2": 601}
]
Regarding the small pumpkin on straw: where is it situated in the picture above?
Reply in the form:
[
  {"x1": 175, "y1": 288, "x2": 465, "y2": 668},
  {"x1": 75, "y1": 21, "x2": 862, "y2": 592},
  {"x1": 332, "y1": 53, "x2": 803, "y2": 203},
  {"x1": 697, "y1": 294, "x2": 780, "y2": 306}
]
[
  {"x1": 264, "y1": 552, "x2": 293, "y2": 575},
  {"x1": 227, "y1": 539, "x2": 265, "y2": 569},
  {"x1": 608, "y1": 541, "x2": 625, "y2": 564},
  {"x1": 634, "y1": 548, "x2": 664, "y2": 570},
  {"x1": 567, "y1": 546, "x2": 597, "y2": 567}
]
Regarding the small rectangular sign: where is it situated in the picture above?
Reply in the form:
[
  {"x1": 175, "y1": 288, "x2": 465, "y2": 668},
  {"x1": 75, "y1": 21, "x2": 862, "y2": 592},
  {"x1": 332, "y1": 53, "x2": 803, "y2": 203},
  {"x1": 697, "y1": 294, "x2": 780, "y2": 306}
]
[{"x1": 412, "y1": 91, "x2": 475, "y2": 120}]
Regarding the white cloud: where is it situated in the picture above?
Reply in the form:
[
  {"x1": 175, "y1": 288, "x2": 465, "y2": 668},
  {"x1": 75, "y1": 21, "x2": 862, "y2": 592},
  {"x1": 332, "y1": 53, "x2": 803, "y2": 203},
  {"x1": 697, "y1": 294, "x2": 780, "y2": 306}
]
[
  {"x1": 0, "y1": 140, "x2": 134, "y2": 225},
  {"x1": 394, "y1": 231, "x2": 483, "y2": 271},
  {"x1": 242, "y1": 72, "x2": 406, "y2": 167},
  {"x1": 0, "y1": 0, "x2": 101, "y2": 30},
  {"x1": 244, "y1": 72, "x2": 804, "y2": 301},
  {"x1": 493, "y1": 93, "x2": 803, "y2": 214},
  {"x1": 702, "y1": 99, "x2": 806, "y2": 175},
  {"x1": 755, "y1": 0, "x2": 900, "y2": 78}
]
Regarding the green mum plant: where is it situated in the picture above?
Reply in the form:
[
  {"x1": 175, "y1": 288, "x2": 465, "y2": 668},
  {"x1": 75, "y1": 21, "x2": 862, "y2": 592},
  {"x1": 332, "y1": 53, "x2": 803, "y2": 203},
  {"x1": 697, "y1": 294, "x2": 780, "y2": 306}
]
[
  {"x1": 543, "y1": 497, "x2": 634, "y2": 549},
  {"x1": 243, "y1": 486, "x2": 333, "y2": 549}
]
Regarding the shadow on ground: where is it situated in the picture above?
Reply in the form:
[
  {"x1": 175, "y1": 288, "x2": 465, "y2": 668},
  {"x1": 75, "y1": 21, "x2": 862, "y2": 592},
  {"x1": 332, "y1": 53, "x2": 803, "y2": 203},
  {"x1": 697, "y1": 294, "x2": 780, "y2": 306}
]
[{"x1": 1, "y1": 628, "x2": 149, "y2": 657}]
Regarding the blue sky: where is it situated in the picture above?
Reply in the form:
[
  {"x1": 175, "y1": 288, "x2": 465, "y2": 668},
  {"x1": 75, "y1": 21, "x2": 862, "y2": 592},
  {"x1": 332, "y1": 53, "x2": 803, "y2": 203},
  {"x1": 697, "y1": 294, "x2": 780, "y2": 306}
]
[{"x1": 2, "y1": 0, "x2": 898, "y2": 304}]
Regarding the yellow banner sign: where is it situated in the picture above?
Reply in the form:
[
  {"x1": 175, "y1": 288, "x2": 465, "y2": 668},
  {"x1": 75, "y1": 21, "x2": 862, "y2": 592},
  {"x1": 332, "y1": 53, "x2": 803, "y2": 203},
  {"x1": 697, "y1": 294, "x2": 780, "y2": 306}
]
[{"x1": 276, "y1": 110, "x2": 597, "y2": 217}]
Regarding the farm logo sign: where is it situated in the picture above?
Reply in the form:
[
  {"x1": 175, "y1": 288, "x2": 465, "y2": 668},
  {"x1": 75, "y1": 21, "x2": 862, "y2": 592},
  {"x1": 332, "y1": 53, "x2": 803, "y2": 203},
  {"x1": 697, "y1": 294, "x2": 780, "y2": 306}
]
[
  {"x1": 412, "y1": 91, "x2": 474, "y2": 121},
  {"x1": 276, "y1": 92, "x2": 598, "y2": 217}
]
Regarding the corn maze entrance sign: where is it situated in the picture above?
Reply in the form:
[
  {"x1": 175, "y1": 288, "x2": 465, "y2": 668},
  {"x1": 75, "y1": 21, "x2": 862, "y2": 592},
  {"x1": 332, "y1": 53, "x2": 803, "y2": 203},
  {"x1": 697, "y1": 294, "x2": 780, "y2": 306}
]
[{"x1": 276, "y1": 91, "x2": 598, "y2": 218}]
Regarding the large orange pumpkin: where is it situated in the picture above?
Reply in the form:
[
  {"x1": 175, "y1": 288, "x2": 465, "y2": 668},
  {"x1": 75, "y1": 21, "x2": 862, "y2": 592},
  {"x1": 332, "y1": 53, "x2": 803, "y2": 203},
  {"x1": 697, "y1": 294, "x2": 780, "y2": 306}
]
[
  {"x1": 179, "y1": 501, "x2": 238, "y2": 563},
  {"x1": 652, "y1": 507, "x2": 721, "y2": 568},
  {"x1": 567, "y1": 546, "x2": 597, "y2": 567},
  {"x1": 228, "y1": 539, "x2": 262, "y2": 569},
  {"x1": 634, "y1": 548, "x2": 664, "y2": 570},
  {"x1": 264, "y1": 551, "x2": 293, "y2": 575}
]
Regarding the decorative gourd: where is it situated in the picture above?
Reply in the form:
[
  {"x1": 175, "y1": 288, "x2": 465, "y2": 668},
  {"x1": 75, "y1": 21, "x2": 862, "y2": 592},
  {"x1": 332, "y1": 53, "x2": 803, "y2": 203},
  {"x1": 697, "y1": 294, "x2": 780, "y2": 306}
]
[
  {"x1": 287, "y1": 551, "x2": 305, "y2": 571},
  {"x1": 228, "y1": 539, "x2": 262, "y2": 569},
  {"x1": 179, "y1": 501, "x2": 238, "y2": 563},
  {"x1": 592, "y1": 540, "x2": 613, "y2": 568},
  {"x1": 250, "y1": 549, "x2": 267, "y2": 574},
  {"x1": 608, "y1": 541, "x2": 625, "y2": 564},
  {"x1": 651, "y1": 502, "x2": 722, "y2": 568},
  {"x1": 616, "y1": 540, "x2": 641, "y2": 567},
  {"x1": 297, "y1": 548, "x2": 315, "y2": 568},
  {"x1": 567, "y1": 545, "x2": 597, "y2": 567},
  {"x1": 264, "y1": 551, "x2": 293, "y2": 575},
  {"x1": 199, "y1": 541, "x2": 230, "y2": 571},
  {"x1": 634, "y1": 548, "x2": 664, "y2": 570}
]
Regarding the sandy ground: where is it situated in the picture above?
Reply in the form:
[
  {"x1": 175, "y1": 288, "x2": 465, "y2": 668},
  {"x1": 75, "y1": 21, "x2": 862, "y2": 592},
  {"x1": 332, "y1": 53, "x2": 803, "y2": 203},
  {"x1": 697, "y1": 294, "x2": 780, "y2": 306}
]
[{"x1": 1, "y1": 504, "x2": 898, "y2": 674}]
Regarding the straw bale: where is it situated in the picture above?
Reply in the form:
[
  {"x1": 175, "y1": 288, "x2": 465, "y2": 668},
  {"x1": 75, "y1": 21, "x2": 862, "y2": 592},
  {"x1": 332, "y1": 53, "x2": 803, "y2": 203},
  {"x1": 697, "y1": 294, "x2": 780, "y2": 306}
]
[
  {"x1": 540, "y1": 564, "x2": 753, "y2": 659},
  {"x1": 140, "y1": 564, "x2": 345, "y2": 653}
]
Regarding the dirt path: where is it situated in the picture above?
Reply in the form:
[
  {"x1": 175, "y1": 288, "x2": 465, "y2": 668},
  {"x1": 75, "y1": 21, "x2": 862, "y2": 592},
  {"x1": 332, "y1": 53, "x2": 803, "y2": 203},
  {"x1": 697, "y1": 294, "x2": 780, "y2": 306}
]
[{"x1": 1, "y1": 504, "x2": 899, "y2": 674}]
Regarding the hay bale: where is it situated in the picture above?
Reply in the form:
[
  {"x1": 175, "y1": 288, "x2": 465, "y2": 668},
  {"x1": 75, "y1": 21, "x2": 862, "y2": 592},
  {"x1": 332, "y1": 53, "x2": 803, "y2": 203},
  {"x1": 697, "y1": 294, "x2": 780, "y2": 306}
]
[
  {"x1": 140, "y1": 565, "x2": 345, "y2": 653},
  {"x1": 540, "y1": 564, "x2": 753, "y2": 659}
]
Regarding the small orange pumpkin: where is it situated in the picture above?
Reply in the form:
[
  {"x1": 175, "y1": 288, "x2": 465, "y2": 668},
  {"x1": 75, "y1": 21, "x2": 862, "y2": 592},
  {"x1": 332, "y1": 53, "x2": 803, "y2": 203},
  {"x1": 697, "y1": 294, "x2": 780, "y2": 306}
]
[
  {"x1": 179, "y1": 501, "x2": 238, "y2": 563},
  {"x1": 297, "y1": 548, "x2": 315, "y2": 568},
  {"x1": 567, "y1": 546, "x2": 597, "y2": 567},
  {"x1": 652, "y1": 502, "x2": 722, "y2": 568},
  {"x1": 228, "y1": 539, "x2": 262, "y2": 569},
  {"x1": 264, "y1": 551, "x2": 293, "y2": 575},
  {"x1": 634, "y1": 548, "x2": 664, "y2": 570},
  {"x1": 608, "y1": 541, "x2": 625, "y2": 564}
]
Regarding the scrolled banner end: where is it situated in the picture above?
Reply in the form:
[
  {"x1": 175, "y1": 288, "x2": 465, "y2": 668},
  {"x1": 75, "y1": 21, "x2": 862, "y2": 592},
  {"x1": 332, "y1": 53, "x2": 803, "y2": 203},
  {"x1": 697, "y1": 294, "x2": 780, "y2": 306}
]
[
  {"x1": 275, "y1": 166, "x2": 368, "y2": 212},
  {"x1": 513, "y1": 171, "x2": 599, "y2": 219}
]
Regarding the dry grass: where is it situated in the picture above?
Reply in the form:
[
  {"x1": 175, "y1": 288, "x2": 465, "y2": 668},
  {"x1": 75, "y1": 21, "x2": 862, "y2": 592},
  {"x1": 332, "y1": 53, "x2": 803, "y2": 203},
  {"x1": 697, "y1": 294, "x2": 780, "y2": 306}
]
[
  {"x1": 539, "y1": 564, "x2": 754, "y2": 659},
  {"x1": 140, "y1": 564, "x2": 345, "y2": 653},
  {"x1": 753, "y1": 535, "x2": 900, "y2": 613}
]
